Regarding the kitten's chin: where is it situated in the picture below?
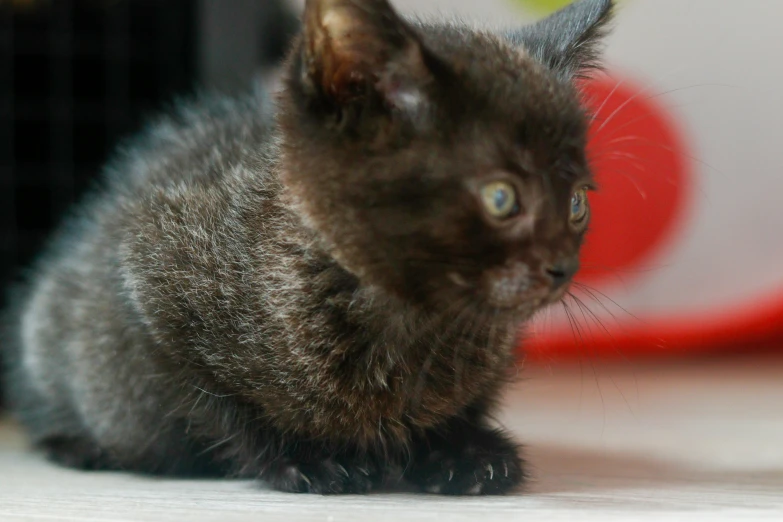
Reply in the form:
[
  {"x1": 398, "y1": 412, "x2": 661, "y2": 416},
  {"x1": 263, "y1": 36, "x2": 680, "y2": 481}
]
[{"x1": 482, "y1": 284, "x2": 570, "y2": 322}]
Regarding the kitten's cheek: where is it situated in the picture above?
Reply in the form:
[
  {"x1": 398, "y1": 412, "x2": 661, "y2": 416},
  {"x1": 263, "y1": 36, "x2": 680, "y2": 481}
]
[{"x1": 482, "y1": 265, "x2": 550, "y2": 310}]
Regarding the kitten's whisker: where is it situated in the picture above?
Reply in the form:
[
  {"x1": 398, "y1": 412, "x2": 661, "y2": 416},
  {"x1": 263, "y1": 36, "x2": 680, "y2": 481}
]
[
  {"x1": 588, "y1": 57, "x2": 709, "y2": 133},
  {"x1": 579, "y1": 263, "x2": 668, "y2": 274},
  {"x1": 590, "y1": 151, "x2": 649, "y2": 175},
  {"x1": 585, "y1": 76, "x2": 626, "y2": 126},
  {"x1": 593, "y1": 83, "x2": 738, "y2": 139},
  {"x1": 570, "y1": 292, "x2": 597, "y2": 342},
  {"x1": 561, "y1": 298, "x2": 606, "y2": 418},
  {"x1": 572, "y1": 282, "x2": 646, "y2": 326},
  {"x1": 590, "y1": 92, "x2": 727, "y2": 149},
  {"x1": 562, "y1": 300, "x2": 584, "y2": 347},
  {"x1": 192, "y1": 385, "x2": 234, "y2": 399},
  {"x1": 570, "y1": 287, "x2": 624, "y2": 330},
  {"x1": 602, "y1": 135, "x2": 726, "y2": 177},
  {"x1": 572, "y1": 284, "x2": 625, "y2": 324},
  {"x1": 590, "y1": 109, "x2": 668, "y2": 147},
  {"x1": 592, "y1": 78, "x2": 661, "y2": 137},
  {"x1": 575, "y1": 266, "x2": 657, "y2": 290},
  {"x1": 601, "y1": 167, "x2": 649, "y2": 200},
  {"x1": 560, "y1": 300, "x2": 584, "y2": 355},
  {"x1": 569, "y1": 292, "x2": 614, "y2": 342},
  {"x1": 570, "y1": 293, "x2": 640, "y2": 415}
]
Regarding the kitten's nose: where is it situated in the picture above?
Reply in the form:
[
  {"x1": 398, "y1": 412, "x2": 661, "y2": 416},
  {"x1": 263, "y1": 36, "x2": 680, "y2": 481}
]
[{"x1": 543, "y1": 259, "x2": 579, "y2": 290}]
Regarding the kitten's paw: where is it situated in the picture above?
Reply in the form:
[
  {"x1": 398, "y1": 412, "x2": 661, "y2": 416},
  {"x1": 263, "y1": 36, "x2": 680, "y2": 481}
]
[
  {"x1": 265, "y1": 458, "x2": 378, "y2": 495},
  {"x1": 409, "y1": 427, "x2": 525, "y2": 496},
  {"x1": 40, "y1": 435, "x2": 116, "y2": 471}
]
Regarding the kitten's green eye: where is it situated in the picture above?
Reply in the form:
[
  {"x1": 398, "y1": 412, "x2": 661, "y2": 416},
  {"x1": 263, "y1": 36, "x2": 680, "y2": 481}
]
[
  {"x1": 480, "y1": 181, "x2": 520, "y2": 219},
  {"x1": 570, "y1": 188, "x2": 589, "y2": 225}
]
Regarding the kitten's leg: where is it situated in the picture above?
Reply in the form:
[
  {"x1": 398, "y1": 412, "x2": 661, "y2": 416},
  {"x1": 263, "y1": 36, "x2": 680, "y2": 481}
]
[
  {"x1": 258, "y1": 442, "x2": 383, "y2": 495},
  {"x1": 406, "y1": 417, "x2": 525, "y2": 495}
]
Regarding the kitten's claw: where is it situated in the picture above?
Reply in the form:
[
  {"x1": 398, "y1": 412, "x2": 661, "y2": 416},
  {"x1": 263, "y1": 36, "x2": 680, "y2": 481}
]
[
  {"x1": 265, "y1": 458, "x2": 378, "y2": 495},
  {"x1": 409, "y1": 427, "x2": 524, "y2": 496},
  {"x1": 297, "y1": 469, "x2": 312, "y2": 488}
]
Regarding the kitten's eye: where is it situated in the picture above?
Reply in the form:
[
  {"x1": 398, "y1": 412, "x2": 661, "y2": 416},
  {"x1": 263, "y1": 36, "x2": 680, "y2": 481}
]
[
  {"x1": 480, "y1": 181, "x2": 520, "y2": 219},
  {"x1": 570, "y1": 188, "x2": 589, "y2": 226}
]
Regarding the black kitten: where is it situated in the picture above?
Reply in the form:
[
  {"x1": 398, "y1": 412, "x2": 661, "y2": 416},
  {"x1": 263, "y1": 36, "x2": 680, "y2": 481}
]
[{"x1": 3, "y1": 0, "x2": 613, "y2": 495}]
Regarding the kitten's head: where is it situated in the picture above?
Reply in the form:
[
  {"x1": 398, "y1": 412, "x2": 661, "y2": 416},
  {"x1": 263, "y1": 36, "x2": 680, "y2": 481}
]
[{"x1": 280, "y1": 0, "x2": 613, "y2": 321}]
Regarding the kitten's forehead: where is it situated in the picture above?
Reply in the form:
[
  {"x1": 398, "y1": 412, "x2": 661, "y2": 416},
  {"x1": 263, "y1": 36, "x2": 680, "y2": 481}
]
[
  {"x1": 416, "y1": 23, "x2": 522, "y2": 61},
  {"x1": 418, "y1": 23, "x2": 586, "y2": 128},
  {"x1": 415, "y1": 23, "x2": 589, "y2": 180}
]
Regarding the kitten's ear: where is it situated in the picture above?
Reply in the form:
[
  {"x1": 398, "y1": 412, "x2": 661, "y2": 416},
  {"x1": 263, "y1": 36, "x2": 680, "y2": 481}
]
[
  {"x1": 300, "y1": 0, "x2": 431, "y2": 116},
  {"x1": 512, "y1": 0, "x2": 614, "y2": 80}
]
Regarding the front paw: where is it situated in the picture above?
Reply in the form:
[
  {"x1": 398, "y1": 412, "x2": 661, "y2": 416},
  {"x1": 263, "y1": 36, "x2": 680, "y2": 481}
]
[
  {"x1": 264, "y1": 457, "x2": 378, "y2": 495},
  {"x1": 409, "y1": 427, "x2": 525, "y2": 496}
]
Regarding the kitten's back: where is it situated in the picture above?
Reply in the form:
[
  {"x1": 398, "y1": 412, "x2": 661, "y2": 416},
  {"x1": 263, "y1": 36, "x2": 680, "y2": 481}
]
[{"x1": 2, "y1": 88, "x2": 279, "y2": 457}]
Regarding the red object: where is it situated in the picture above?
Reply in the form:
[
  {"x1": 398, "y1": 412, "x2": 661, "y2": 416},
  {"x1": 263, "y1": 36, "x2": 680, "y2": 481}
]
[
  {"x1": 525, "y1": 74, "x2": 783, "y2": 361},
  {"x1": 576, "y1": 74, "x2": 691, "y2": 285},
  {"x1": 525, "y1": 291, "x2": 783, "y2": 361},
  {"x1": 525, "y1": 72, "x2": 698, "y2": 361}
]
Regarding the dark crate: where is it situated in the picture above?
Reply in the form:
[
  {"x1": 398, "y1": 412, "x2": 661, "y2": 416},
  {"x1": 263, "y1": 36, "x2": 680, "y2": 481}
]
[{"x1": 0, "y1": 0, "x2": 197, "y2": 290}]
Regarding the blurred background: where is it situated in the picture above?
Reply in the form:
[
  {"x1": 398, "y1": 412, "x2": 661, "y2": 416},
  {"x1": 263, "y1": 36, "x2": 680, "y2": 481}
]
[{"x1": 0, "y1": 0, "x2": 298, "y2": 297}]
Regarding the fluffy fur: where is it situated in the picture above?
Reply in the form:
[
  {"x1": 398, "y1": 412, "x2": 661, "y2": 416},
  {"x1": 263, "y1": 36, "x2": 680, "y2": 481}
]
[{"x1": 3, "y1": 0, "x2": 614, "y2": 495}]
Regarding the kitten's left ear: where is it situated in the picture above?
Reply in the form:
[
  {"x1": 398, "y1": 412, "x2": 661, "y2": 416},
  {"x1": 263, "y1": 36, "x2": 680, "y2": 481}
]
[
  {"x1": 299, "y1": 0, "x2": 432, "y2": 118},
  {"x1": 511, "y1": 0, "x2": 614, "y2": 80}
]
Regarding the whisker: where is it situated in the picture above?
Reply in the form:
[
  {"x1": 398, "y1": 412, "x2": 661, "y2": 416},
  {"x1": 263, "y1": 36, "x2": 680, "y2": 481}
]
[
  {"x1": 572, "y1": 282, "x2": 646, "y2": 326},
  {"x1": 602, "y1": 135, "x2": 726, "y2": 178},
  {"x1": 579, "y1": 263, "x2": 669, "y2": 275},
  {"x1": 585, "y1": 76, "x2": 627, "y2": 126},
  {"x1": 563, "y1": 299, "x2": 607, "y2": 432},
  {"x1": 572, "y1": 293, "x2": 639, "y2": 418},
  {"x1": 593, "y1": 83, "x2": 738, "y2": 138},
  {"x1": 568, "y1": 291, "x2": 616, "y2": 338},
  {"x1": 601, "y1": 166, "x2": 649, "y2": 199}
]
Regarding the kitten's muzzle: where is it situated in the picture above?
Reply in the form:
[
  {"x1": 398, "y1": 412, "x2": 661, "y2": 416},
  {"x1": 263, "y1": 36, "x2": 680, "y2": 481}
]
[
  {"x1": 481, "y1": 257, "x2": 578, "y2": 311},
  {"x1": 543, "y1": 258, "x2": 579, "y2": 290}
]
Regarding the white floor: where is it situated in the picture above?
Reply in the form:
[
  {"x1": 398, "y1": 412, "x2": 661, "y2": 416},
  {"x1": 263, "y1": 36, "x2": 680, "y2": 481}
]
[{"x1": 2, "y1": 355, "x2": 783, "y2": 521}]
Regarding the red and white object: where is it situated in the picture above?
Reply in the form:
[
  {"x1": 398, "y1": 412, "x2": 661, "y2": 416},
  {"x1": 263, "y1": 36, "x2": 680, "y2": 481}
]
[{"x1": 525, "y1": 0, "x2": 783, "y2": 360}]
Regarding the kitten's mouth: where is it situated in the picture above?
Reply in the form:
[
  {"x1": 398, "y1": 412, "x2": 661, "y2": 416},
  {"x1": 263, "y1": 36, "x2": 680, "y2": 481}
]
[
  {"x1": 480, "y1": 279, "x2": 573, "y2": 317},
  {"x1": 445, "y1": 269, "x2": 572, "y2": 317}
]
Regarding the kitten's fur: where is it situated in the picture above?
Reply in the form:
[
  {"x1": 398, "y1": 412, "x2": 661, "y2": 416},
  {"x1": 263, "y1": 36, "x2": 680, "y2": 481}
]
[{"x1": 3, "y1": 0, "x2": 613, "y2": 495}]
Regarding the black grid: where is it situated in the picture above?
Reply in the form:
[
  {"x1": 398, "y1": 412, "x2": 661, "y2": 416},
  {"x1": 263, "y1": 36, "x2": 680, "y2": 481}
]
[{"x1": 0, "y1": 0, "x2": 196, "y2": 291}]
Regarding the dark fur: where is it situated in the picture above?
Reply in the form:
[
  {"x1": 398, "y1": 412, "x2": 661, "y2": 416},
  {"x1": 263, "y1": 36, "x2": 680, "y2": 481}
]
[{"x1": 2, "y1": 0, "x2": 613, "y2": 495}]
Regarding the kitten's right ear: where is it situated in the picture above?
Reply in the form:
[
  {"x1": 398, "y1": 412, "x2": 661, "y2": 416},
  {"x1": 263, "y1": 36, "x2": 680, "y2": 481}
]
[
  {"x1": 511, "y1": 0, "x2": 614, "y2": 80},
  {"x1": 298, "y1": 0, "x2": 432, "y2": 118}
]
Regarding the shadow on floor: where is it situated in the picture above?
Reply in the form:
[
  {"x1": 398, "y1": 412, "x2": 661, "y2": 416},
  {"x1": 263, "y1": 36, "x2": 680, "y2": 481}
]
[{"x1": 527, "y1": 442, "x2": 782, "y2": 496}]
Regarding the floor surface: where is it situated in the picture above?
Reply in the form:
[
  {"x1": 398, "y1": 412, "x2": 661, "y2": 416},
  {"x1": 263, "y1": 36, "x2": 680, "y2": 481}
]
[{"x1": 2, "y1": 355, "x2": 782, "y2": 521}]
